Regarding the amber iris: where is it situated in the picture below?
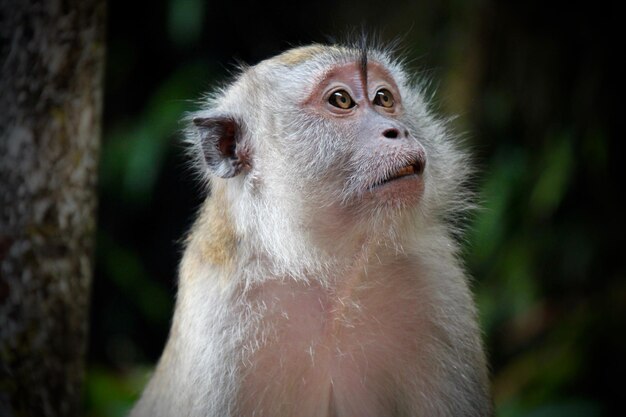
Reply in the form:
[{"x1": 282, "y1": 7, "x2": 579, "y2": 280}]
[
  {"x1": 329, "y1": 90, "x2": 355, "y2": 109},
  {"x1": 374, "y1": 88, "x2": 394, "y2": 108}
]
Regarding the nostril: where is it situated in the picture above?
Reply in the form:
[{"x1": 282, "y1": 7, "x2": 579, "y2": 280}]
[{"x1": 383, "y1": 128, "x2": 399, "y2": 139}]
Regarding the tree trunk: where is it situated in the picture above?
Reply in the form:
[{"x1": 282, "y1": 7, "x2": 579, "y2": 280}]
[{"x1": 0, "y1": 0, "x2": 105, "y2": 416}]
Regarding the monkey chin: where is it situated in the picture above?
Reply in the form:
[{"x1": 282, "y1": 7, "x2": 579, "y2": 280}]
[{"x1": 367, "y1": 174, "x2": 425, "y2": 208}]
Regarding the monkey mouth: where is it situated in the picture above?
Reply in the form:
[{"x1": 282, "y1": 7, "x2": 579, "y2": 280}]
[{"x1": 372, "y1": 159, "x2": 425, "y2": 189}]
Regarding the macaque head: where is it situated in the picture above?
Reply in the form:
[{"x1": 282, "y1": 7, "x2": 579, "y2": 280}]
[{"x1": 189, "y1": 44, "x2": 467, "y2": 267}]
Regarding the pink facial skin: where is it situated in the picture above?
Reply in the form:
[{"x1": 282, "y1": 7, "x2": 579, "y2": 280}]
[{"x1": 303, "y1": 61, "x2": 427, "y2": 210}]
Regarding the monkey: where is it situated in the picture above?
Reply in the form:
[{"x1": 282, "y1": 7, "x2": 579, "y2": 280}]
[{"x1": 130, "y1": 42, "x2": 492, "y2": 417}]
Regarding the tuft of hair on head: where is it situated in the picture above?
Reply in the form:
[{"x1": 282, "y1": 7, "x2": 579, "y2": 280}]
[{"x1": 326, "y1": 29, "x2": 408, "y2": 73}]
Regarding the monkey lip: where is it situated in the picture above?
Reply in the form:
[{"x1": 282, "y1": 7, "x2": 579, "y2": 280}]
[
  {"x1": 391, "y1": 165, "x2": 416, "y2": 179},
  {"x1": 372, "y1": 160, "x2": 425, "y2": 189}
]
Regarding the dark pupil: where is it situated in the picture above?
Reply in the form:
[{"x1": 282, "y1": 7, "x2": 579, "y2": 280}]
[{"x1": 340, "y1": 95, "x2": 347, "y2": 103}]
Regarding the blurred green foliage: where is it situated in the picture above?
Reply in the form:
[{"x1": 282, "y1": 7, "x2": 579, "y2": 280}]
[
  {"x1": 101, "y1": 62, "x2": 211, "y2": 202},
  {"x1": 87, "y1": 0, "x2": 621, "y2": 416},
  {"x1": 84, "y1": 366, "x2": 149, "y2": 417}
]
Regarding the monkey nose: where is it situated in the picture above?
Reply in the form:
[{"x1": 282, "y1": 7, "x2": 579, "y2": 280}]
[
  {"x1": 382, "y1": 128, "x2": 399, "y2": 139},
  {"x1": 381, "y1": 128, "x2": 409, "y2": 140}
]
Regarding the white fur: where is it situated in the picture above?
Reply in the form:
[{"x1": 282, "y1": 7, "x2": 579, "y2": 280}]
[{"x1": 131, "y1": 43, "x2": 491, "y2": 417}]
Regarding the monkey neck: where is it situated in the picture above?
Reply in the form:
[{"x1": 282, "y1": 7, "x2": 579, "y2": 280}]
[{"x1": 183, "y1": 183, "x2": 422, "y2": 288}]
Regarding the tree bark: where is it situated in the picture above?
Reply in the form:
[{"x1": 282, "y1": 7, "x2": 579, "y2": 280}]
[{"x1": 0, "y1": 0, "x2": 105, "y2": 416}]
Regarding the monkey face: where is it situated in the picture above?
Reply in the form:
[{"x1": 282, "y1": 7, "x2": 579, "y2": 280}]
[{"x1": 292, "y1": 60, "x2": 428, "y2": 211}]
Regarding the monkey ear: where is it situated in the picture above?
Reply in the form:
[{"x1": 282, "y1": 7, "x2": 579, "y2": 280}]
[{"x1": 193, "y1": 116, "x2": 249, "y2": 178}]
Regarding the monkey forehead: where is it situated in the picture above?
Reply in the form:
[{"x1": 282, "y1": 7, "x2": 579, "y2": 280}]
[
  {"x1": 262, "y1": 44, "x2": 392, "y2": 73},
  {"x1": 254, "y1": 45, "x2": 404, "y2": 94}
]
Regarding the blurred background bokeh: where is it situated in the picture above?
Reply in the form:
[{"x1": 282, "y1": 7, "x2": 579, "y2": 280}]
[{"x1": 84, "y1": 0, "x2": 622, "y2": 416}]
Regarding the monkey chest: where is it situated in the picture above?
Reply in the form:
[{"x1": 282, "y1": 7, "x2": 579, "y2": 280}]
[{"x1": 237, "y1": 277, "x2": 429, "y2": 417}]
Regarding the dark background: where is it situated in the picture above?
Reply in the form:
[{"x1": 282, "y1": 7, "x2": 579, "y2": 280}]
[{"x1": 85, "y1": 0, "x2": 623, "y2": 416}]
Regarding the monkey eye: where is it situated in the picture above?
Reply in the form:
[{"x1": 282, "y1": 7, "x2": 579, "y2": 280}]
[
  {"x1": 373, "y1": 88, "x2": 395, "y2": 108},
  {"x1": 328, "y1": 90, "x2": 355, "y2": 109}
]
